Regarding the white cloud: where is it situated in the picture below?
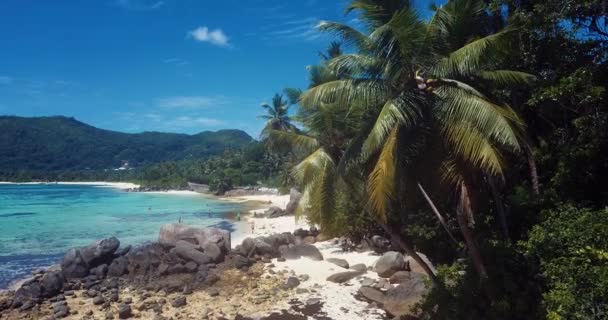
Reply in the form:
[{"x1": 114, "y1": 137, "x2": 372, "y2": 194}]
[
  {"x1": 0, "y1": 76, "x2": 12, "y2": 85},
  {"x1": 188, "y1": 26, "x2": 230, "y2": 47},
  {"x1": 158, "y1": 96, "x2": 224, "y2": 109}
]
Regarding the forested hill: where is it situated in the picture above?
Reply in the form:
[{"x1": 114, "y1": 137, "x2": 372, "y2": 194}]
[{"x1": 0, "y1": 116, "x2": 253, "y2": 171}]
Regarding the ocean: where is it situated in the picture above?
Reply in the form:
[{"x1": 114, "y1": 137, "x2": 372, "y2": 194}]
[{"x1": 0, "y1": 183, "x2": 242, "y2": 289}]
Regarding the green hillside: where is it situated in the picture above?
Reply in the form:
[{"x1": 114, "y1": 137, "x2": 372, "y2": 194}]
[{"x1": 0, "y1": 116, "x2": 253, "y2": 171}]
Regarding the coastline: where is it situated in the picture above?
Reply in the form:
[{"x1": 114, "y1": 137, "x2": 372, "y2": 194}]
[{"x1": 0, "y1": 181, "x2": 140, "y2": 190}]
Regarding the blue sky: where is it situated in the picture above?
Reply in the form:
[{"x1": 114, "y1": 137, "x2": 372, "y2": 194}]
[{"x1": 0, "y1": 0, "x2": 439, "y2": 137}]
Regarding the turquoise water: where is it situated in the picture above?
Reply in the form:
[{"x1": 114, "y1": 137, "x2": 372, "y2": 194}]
[{"x1": 0, "y1": 184, "x2": 242, "y2": 289}]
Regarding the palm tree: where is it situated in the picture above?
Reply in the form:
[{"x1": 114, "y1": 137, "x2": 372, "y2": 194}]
[
  {"x1": 258, "y1": 93, "x2": 295, "y2": 139},
  {"x1": 299, "y1": 0, "x2": 535, "y2": 280}
]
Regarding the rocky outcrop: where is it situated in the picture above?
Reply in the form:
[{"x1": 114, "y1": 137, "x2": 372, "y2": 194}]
[
  {"x1": 326, "y1": 270, "x2": 365, "y2": 283},
  {"x1": 265, "y1": 206, "x2": 285, "y2": 218},
  {"x1": 374, "y1": 251, "x2": 406, "y2": 278},
  {"x1": 279, "y1": 244, "x2": 323, "y2": 261},
  {"x1": 159, "y1": 224, "x2": 231, "y2": 252},
  {"x1": 285, "y1": 188, "x2": 302, "y2": 215},
  {"x1": 358, "y1": 286, "x2": 385, "y2": 304},
  {"x1": 383, "y1": 272, "x2": 429, "y2": 317},
  {"x1": 326, "y1": 258, "x2": 349, "y2": 269},
  {"x1": 61, "y1": 237, "x2": 122, "y2": 279},
  {"x1": 172, "y1": 240, "x2": 212, "y2": 265}
]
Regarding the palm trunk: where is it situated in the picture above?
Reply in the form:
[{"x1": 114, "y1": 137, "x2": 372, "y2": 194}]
[
  {"x1": 488, "y1": 177, "x2": 510, "y2": 241},
  {"x1": 523, "y1": 141, "x2": 540, "y2": 196},
  {"x1": 457, "y1": 182, "x2": 488, "y2": 279},
  {"x1": 377, "y1": 222, "x2": 441, "y2": 286},
  {"x1": 417, "y1": 182, "x2": 459, "y2": 246}
]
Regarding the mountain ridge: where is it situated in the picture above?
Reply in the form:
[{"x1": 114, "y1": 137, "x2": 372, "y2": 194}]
[{"x1": 0, "y1": 115, "x2": 254, "y2": 171}]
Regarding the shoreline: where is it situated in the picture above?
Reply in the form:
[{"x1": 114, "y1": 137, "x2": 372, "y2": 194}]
[{"x1": 0, "y1": 181, "x2": 140, "y2": 190}]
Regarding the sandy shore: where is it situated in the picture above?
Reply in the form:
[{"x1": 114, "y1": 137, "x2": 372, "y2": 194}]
[{"x1": 0, "y1": 181, "x2": 140, "y2": 190}]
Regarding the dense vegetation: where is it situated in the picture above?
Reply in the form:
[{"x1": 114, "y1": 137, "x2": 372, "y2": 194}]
[
  {"x1": 261, "y1": 0, "x2": 608, "y2": 319},
  {"x1": 0, "y1": 116, "x2": 252, "y2": 172}
]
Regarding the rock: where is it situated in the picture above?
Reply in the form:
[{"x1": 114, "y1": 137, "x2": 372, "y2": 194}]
[
  {"x1": 360, "y1": 277, "x2": 375, "y2": 287},
  {"x1": 173, "y1": 241, "x2": 212, "y2": 265},
  {"x1": 93, "y1": 264, "x2": 109, "y2": 279},
  {"x1": 19, "y1": 300, "x2": 35, "y2": 311},
  {"x1": 389, "y1": 271, "x2": 413, "y2": 284},
  {"x1": 358, "y1": 286, "x2": 386, "y2": 304},
  {"x1": 80, "y1": 237, "x2": 120, "y2": 267},
  {"x1": 404, "y1": 253, "x2": 435, "y2": 275},
  {"x1": 159, "y1": 224, "x2": 230, "y2": 252},
  {"x1": 122, "y1": 297, "x2": 132, "y2": 304},
  {"x1": 207, "y1": 288, "x2": 219, "y2": 297},
  {"x1": 285, "y1": 276, "x2": 300, "y2": 289},
  {"x1": 118, "y1": 303, "x2": 132, "y2": 319},
  {"x1": 383, "y1": 273, "x2": 429, "y2": 317},
  {"x1": 40, "y1": 270, "x2": 65, "y2": 298},
  {"x1": 303, "y1": 236, "x2": 316, "y2": 244},
  {"x1": 93, "y1": 295, "x2": 105, "y2": 305},
  {"x1": 13, "y1": 281, "x2": 42, "y2": 307},
  {"x1": 370, "y1": 235, "x2": 390, "y2": 253},
  {"x1": 293, "y1": 228, "x2": 309, "y2": 237},
  {"x1": 285, "y1": 188, "x2": 302, "y2": 215},
  {"x1": 327, "y1": 258, "x2": 349, "y2": 269},
  {"x1": 230, "y1": 255, "x2": 250, "y2": 269},
  {"x1": 374, "y1": 251, "x2": 405, "y2": 278},
  {"x1": 350, "y1": 263, "x2": 367, "y2": 272},
  {"x1": 306, "y1": 298, "x2": 321, "y2": 306},
  {"x1": 203, "y1": 243, "x2": 224, "y2": 262},
  {"x1": 265, "y1": 206, "x2": 285, "y2": 218},
  {"x1": 184, "y1": 261, "x2": 198, "y2": 273},
  {"x1": 280, "y1": 244, "x2": 323, "y2": 261},
  {"x1": 114, "y1": 245, "x2": 132, "y2": 257},
  {"x1": 61, "y1": 248, "x2": 89, "y2": 278},
  {"x1": 171, "y1": 296, "x2": 187, "y2": 308},
  {"x1": 107, "y1": 256, "x2": 129, "y2": 277},
  {"x1": 326, "y1": 271, "x2": 365, "y2": 283}
]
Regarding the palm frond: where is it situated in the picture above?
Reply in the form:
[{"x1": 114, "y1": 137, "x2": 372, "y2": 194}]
[
  {"x1": 477, "y1": 70, "x2": 537, "y2": 88},
  {"x1": 367, "y1": 127, "x2": 399, "y2": 222}
]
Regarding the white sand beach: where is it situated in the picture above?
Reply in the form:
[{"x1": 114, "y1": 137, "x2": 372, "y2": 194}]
[
  {"x1": 0, "y1": 181, "x2": 140, "y2": 190},
  {"x1": 225, "y1": 193, "x2": 388, "y2": 320}
]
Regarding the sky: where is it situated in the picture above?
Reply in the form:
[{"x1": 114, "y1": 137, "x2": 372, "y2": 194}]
[{"x1": 0, "y1": 0, "x2": 440, "y2": 138}]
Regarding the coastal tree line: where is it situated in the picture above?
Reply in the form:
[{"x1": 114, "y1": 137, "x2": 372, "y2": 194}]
[{"x1": 259, "y1": 0, "x2": 608, "y2": 319}]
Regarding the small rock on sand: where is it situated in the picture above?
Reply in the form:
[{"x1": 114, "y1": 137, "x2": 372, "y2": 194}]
[
  {"x1": 326, "y1": 271, "x2": 365, "y2": 283},
  {"x1": 326, "y1": 258, "x2": 349, "y2": 269}
]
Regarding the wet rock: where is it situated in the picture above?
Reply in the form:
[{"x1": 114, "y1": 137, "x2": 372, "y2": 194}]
[
  {"x1": 326, "y1": 270, "x2": 365, "y2": 283},
  {"x1": 374, "y1": 251, "x2": 406, "y2": 278},
  {"x1": 327, "y1": 258, "x2": 349, "y2": 269},
  {"x1": 171, "y1": 296, "x2": 187, "y2": 308},
  {"x1": 118, "y1": 303, "x2": 132, "y2": 319},
  {"x1": 40, "y1": 270, "x2": 65, "y2": 298},
  {"x1": 107, "y1": 256, "x2": 129, "y2": 277},
  {"x1": 114, "y1": 245, "x2": 132, "y2": 257},
  {"x1": 80, "y1": 237, "x2": 121, "y2": 267},
  {"x1": 61, "y1": 248, "x2": 89, "y2": 278}
]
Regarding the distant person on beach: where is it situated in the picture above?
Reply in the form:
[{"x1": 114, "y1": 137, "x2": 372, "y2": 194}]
[
  {"x1": 178, "y1": 216, "x2": 182, "y2": 224},
  {"x1": 249, "y1": 220, "x2": 255, "y2": 233},
  {"x1": 236, "y1": 211, "x2": 241, "y2": 221}
]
